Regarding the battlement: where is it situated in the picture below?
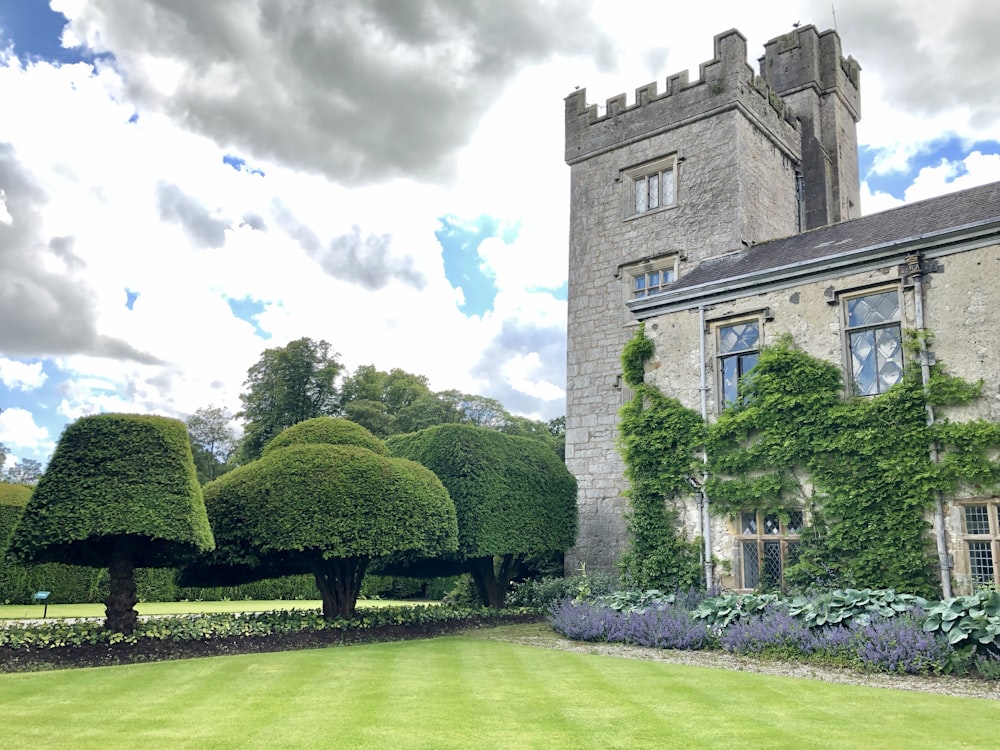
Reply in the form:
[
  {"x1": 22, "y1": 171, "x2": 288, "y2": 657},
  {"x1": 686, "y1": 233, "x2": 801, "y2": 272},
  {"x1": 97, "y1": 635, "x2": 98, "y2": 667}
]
[
  {"x1": 565, "y1": 29, "x2": 801, "y2": 165},
  {"x1": 760, "y1": 24, "x2": 861, "y2": 120}
]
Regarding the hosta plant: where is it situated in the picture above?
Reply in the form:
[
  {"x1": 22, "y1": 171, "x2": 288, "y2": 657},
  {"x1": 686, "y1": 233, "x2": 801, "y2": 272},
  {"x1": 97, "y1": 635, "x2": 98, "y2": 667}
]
[{"x1": 922, "y1": 590, "x2": 1000, "y2": 648}]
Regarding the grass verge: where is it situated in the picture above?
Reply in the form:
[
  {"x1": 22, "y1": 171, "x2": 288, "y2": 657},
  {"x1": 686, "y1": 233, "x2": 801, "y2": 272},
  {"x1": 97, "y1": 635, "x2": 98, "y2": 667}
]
[{"x1": 3, "y1": 633, "x2": 998, "y2": 749}]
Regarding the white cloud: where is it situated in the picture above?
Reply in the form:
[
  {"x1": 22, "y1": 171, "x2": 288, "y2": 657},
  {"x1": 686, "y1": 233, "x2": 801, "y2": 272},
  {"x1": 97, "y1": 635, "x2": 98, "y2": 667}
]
[
  {"x1": 0, "y1": 0, "x2": 997, "y2": 452},
  {"x1": 0, "y1": 358, "x2": 46, "y2": 390},
  {"x1": 0, "y1": 407, "x2": 54, "y2": 455}
]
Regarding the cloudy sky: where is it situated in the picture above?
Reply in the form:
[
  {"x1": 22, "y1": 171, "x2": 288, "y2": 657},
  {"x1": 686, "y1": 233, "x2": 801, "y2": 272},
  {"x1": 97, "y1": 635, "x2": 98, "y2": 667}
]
[{"x1": 1, "y1": 0, "x2": 999, "y2": 468}]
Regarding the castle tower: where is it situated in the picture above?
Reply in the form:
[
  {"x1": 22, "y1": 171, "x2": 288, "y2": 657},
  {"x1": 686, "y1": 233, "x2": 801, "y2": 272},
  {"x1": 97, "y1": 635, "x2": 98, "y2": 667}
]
[
  {"x1": 761, "y1": 26, "x2": 862, "y2": 229},
  {"x1": 563, "y1": 26, "x2": 861, "y2": 574}
]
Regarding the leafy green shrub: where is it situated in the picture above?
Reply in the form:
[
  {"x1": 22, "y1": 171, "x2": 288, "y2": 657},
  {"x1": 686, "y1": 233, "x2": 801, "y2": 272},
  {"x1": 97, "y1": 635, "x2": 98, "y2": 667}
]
[
  {"x1": 693, "y1": 592, "x2": 779, "y2": 629},
  {"x1": 0, "y1": 604, "x2": 536, "y2": 655},
  {"x1": 974, "y1": 651, "x2": 1000, "y2": 680},
  {"x1": 387, "y1": 424, "x2": 578, "y2": 608},
  {"x1": 922, "y1": 590, "x2": 1000, "y2": 649},
  {"x1": 507, "y1": 573, "x2": 618, "y2": 610},
  {"x1": 786, "y1": 589, "x2": 928, "y2": 628},
  {"x1": 262, "y1": 416, "x2": 389, "y2": 456}
]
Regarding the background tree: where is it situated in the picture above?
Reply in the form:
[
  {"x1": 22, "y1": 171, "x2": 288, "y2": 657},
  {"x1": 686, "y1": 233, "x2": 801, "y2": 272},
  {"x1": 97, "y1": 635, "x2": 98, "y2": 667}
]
[
  {"x1": 8, "y1": 414, "x2": 214, "y2": 633},
  {"x1": 188, "y1": 417, "x2": 458, "y2": 618},
  {"x1": 386, "y1": 424, "x2": 578, "y2": 607},
  {"x1": 236, "y1": 337, "x2": 342, "y2": 462},
  {"x1": 339, "y1": 365, "x2": 462, "y2": 437},
  {"x1": 186, "y1": 405, "x2": 238, "y2": 483},
  {"x1": 2, "y1": 458, "x2": 42, "y2": 485}
]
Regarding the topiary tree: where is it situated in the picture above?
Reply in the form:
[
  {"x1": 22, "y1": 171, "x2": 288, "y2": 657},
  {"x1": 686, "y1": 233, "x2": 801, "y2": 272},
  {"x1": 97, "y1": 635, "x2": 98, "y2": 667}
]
[
  {"x1": 189, "y1": 417, "x2": 458, "y2": 619},
  {"x1": 8, "y1": 414, "x2": 214, "y2": 633},
  {"x1": 262, "y1": 416, "x2": 389, "y2": 456},
  {"x1": 386, "y1": 424, "x2": 578, "y2": 608}
]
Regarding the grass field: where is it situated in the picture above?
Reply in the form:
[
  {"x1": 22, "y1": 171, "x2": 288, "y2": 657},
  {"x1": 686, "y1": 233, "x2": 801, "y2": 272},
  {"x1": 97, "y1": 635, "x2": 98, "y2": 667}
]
[
  {"x1": 3, "y1": 630, "x2": 998, "y2": 749},
  {"x1": 0, "y1": 599, "x2": 421, "y2": 620}
]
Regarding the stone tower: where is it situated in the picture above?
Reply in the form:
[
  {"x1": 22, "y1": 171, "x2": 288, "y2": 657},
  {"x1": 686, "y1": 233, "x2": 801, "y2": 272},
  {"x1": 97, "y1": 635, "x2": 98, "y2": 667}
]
[{"x1": 564, "y1": 26, "x2": 861, "y2": 574}]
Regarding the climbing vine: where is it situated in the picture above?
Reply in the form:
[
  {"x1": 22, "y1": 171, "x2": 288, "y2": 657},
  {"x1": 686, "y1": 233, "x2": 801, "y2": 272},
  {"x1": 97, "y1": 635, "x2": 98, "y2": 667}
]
[
  {"x1": 617, "y1": 325, "x2": 703, "y2": 589},
  {"x1": 618, "y1": 329, "x2": 1000, "y2": 597}
]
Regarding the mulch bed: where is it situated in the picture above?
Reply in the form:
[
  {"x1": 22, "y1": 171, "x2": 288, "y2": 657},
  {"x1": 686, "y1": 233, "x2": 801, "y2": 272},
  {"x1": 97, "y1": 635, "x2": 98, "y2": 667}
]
[{"x1": 0, "y1": 613, "x2": 543, "y2": 673}]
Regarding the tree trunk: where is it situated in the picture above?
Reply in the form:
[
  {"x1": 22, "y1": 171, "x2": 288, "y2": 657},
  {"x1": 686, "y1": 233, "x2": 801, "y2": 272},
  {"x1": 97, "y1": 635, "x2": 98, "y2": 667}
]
[
  {"x1": 313, "y1": 557, "x2": 368, "y2": 619},
  {"x1": 105, "y1": 541, "x2": 139, "y2": 634},
  {"x1": 467, "y1": 555, "x2": 516, "y2": 608}
]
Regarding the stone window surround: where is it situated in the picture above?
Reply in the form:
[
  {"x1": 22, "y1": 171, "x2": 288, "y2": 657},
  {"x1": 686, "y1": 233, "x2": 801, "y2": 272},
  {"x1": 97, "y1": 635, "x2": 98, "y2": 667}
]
[
  {"x1": 734, "y1": 508, "x2": 806, "y2": 591},
  {"x1": 837, "y1": 283, "x2": 904, "y2": 397},
  {"x1": 619, "y1": 253, "x2": 679, "y2": 306},
  {"x1": 957, "y1": 499, "x2": 1000, "y2": 589},
  {"x1": 708, "y1": 310, "x2": 769, "y2": 412},
  {"x1": 621, "y1": 153, "x2": 680, "y2": 220}
]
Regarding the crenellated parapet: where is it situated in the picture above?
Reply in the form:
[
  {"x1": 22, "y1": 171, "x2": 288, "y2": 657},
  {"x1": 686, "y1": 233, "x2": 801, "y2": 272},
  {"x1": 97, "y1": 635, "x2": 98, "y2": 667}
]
[
  {"x1": 565, "y1": 29, "x2": 802, "y2": 166},
  {"x1": 760, "y1": 24, "x2": 861, "y2": 120}
]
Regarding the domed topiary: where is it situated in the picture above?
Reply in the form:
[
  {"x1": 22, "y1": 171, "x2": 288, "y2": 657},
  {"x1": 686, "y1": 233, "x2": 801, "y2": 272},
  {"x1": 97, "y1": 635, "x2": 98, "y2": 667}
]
[
  {"x1": 191, "y1": 421, "x2": 457, "y2": 619},
  {"x1": 9, "y1": 414, "x2": 213, "y2": 633}
]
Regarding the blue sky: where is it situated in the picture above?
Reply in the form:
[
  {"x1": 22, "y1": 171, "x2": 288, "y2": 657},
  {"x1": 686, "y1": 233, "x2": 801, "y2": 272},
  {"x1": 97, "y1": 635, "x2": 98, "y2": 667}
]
[{"x1": 2, "y1": 0, "x2": 999, "y2": 468}]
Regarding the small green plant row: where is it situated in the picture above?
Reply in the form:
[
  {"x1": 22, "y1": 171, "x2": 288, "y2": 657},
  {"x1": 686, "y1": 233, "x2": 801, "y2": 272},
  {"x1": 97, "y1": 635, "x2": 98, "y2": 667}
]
[
  {"x1": 0, "y1": 604, "x2": 532, "y2": 651},
  {"x1": 688, "y1": 588, "x2": 1000, "y2": 652},
  {"x1": 922, "y1": 589, "x2": 1000, "y2": 646}
]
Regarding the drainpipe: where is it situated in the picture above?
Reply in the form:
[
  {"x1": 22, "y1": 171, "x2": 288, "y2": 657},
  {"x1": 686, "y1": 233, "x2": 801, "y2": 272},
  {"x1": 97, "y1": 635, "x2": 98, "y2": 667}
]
[
  {"x1": 909, "y1": 255, "x2": 953, "y2": 599},
  {"x1": 698, "y1": 305, "x2": 714, "y2": 590}
]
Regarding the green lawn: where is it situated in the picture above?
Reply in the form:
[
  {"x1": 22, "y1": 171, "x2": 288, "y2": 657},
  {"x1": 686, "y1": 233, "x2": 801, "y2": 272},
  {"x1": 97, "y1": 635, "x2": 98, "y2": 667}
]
[
  {"x1": 0, "y1": 599, "x2": 422, "y2": 620},
  {"x1": 2, "y1": 634, "x2": 997, "y2": 749}
]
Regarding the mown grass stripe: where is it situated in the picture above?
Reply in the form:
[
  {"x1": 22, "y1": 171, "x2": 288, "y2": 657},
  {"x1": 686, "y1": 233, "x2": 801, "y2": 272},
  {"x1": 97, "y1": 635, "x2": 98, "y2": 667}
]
[{"x1": 3, "y1": 637, "x2": 999, "y2": 749}]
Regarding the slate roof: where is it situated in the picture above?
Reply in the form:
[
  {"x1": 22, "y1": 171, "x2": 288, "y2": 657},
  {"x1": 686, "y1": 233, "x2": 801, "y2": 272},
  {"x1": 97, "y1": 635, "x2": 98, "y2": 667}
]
[{"x1": 629, "y1": 180, "x2": 1000, "y2": 316}]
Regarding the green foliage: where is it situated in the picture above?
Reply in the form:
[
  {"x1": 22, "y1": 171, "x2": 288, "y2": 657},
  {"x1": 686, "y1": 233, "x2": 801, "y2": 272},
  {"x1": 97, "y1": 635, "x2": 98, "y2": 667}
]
[
  {"x1": 237, "y1": 337, "x2": 342, "y2": 462},
  {"x1": 262, "y1": 416, "x2": 389, "y2": 455},
  {"x1": 0, "y1": 604, "x2": 535, "y2": 652},
  {"x1": 922, "y1": 590, "x2": 1000, "y2": 649},
  {"x1": 621, "y1": 323, "x2": 655, "y2": 386},
  {"x1": 185, "y1": 405, "x2": 237, "y2": 484},
  {"x1": 507, "y1": 572, "x2": 618, "y2": 611},
  {"x1": 387, "y1": 424, "x2": 578, "y2": 607},
  {"x1": 703, "y1": 336, "x2": 1000, "y2": 596},
  {"x1": 693, "y1": 592, "x2": 779, "y2": 628},
  {"x1": 387, "y1": 425, "x2": 577, "y2": 559},
  {"x1": 207, "y1": 444, "x2": 456, "y2": 562},
  {"x1": 617, "y1": 324, "x2": 704, "y2": 589},
  {"x1": 8, "y1": 414, "x2": 214, "y2": 569},
  {"x1": 786, "y1": 588, "x2": 928, "y2": 627},
  {"x1": 195, "y1": 420, "x2": 458, "y2": 618}
]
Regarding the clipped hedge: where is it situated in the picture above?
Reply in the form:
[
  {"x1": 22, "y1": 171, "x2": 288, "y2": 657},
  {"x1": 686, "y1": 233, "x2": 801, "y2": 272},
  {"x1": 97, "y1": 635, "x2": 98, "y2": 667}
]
[
  {"x1": 0, "y1": 605, "x2": 541, "y2": 672},
  {"x1": 387, "y1": 424, "x2": 578, "y2": 558},
  {"x1": 9, "y1": 414, "x2": 214, "y2": 568},
  {"x1": 262, "y1": 416, "x2": 389, "y2": 456}
]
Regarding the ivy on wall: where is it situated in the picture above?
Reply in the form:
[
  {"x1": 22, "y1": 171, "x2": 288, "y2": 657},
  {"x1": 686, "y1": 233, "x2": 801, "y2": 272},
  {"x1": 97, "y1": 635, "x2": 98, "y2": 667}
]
[
  {"x1": 617, "y1": 324, "x2": 704, "y2": 589},
  {"x1": 618, "y1": 328, "x2": 1000, "y2": 597}
]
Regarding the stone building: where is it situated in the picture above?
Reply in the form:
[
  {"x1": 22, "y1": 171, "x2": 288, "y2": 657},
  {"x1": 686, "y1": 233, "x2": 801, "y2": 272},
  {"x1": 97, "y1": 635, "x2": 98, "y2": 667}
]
[{"x1": 563, "y1": 24, "x2": 1000, "y2": 595}]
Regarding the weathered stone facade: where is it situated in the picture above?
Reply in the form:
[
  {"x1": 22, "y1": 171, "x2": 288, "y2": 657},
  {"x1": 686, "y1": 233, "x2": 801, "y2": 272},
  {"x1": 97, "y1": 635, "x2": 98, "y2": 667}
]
[{"x1": 565, "y1": 23, "x2": 1000, "y2": 595}]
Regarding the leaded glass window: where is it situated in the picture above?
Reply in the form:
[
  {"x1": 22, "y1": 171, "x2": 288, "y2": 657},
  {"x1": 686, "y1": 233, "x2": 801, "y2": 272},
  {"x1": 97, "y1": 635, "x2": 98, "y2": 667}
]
[
  {"x1": 845, "y1": 290, "x2": 903, "y2": 396},
  {"x1": 718, "y1": 321, "x2": 759, "y2": 407},
  {"x1": 961, "y1": 503, "x2": 1000, "y2": 588},
  {"x1": 737, "y1": 510, "x2": 804, "y2": 591},
  {"x1": 634, "y1": 166, "x2": 676, "y2": 214}
]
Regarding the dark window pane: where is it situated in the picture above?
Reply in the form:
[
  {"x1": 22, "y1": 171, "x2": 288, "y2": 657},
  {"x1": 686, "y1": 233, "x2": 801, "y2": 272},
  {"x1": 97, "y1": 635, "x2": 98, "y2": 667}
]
[
  {"x1": 742, "y1": 541, "x2": 760, "y2": 589},
  {"x1": 968, "y1": 542, "x2": 995, "y2": 585},
  {"x1": 965, "y1": 505, "x2": 991, "y2": 535}
]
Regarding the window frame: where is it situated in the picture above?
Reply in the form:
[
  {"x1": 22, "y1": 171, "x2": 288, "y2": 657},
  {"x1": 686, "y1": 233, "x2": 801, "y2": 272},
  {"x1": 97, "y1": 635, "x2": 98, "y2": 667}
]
[
  {"x1": 623, "y1": 155, "x2": 678, "y2": 219},
  {"x1": 959, "y1": 500, "x2": 1000, "y2": 589},
  {"x1": 841, "y1": 287, "x2": 904, "y2": 397},
  {"x1": 735, "y1": 509, "x2": 805, "y2": 591},
  {"x1": 620, "y1": 254, "x2": 678, "y2": 304},
  {"x1": 714, "y1": 317, "x2": 761, "y2": 410}
]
